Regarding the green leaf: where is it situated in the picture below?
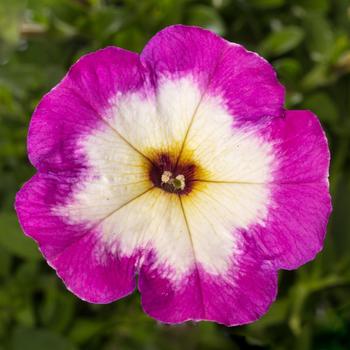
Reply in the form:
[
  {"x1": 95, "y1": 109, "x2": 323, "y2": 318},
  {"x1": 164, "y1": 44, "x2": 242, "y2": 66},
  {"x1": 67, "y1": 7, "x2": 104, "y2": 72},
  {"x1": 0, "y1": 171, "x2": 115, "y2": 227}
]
[
  {"x1": 12, "y1": 328, "x2": 76, "y2": 350},
  {"x1": 82, "y1": 6, "x2": 125, "y2": 41},
  {"x1": 295, "y1": 0, "x2": 330, "y2": 13},
  {"x1": 301, "y1": 63, "x2": 330, "y2": 90},
  {"x1": 249, "y1": 298, "x2": 290, "y2": 329},
  {"x1": 247, "y1": 0, "x2": 285, "y2": 9},
  {"x1": 69, "y1": 319, "x2": 106, "y2": 344},
  {"x1": 40, "y1": 282, "x2": 76, "y2": 333},
  {"x1": 187, "y1": 5, "x2": 225, "y2": 35},
  {"x1": 0, "y1": 211, "x2": 41, "y2": 260},
  {"x1": 303, "y1": 13, "x2": 333, "y2": 57},
  {"x1": 0, "y1": 246, "x2": 11, "y2": 277},
  {"x1": 301, "y1": 92, "x2": 338, "y2": 123},
  {"x1": 274, "y1": 58, "x2": 302, "y2": 84},
  {"x1": 0, "y1": 0, "x2": 24, "y2": 44},
  {"x1": 15, "y1": 306, "x2": 35, "y2": 328},
  {"x1": 259, "y1": 26, "x2": 304, "y2": 57}
]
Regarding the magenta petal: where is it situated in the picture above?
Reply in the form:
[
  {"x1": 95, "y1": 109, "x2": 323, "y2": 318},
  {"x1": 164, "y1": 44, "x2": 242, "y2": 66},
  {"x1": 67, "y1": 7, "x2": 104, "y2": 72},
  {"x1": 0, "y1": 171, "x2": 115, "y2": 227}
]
[
  {"x1": 141, "y1": 24, "x2": 285, "y2": 121},
  {"x1": 28, "y1": 47, "x2": 146, "y2": 173},
  {"x1": 52, "y1": 233, "x2": 137, "y2": 303},
  {"x1": 255, "y1": 182, "x2": 331, "y2": 270},
  {"x1": 16, "y1": 174, "x2": 85, "y2": 259},
  {"x1": 268, "y1": 110, "x2": 330, "y2": 183},
  {"x1": 66, "y1": 47, "x2": 146, "y2": 112},
  {"x1": 15, "y1": 174, "x2": 137, "y2": 303},
  {"x1": 253, "y1": 110, "x2": 331, "y2": 269},
  {"x1": 139, "y1": 239, "x2": 277, "y2": 326}
]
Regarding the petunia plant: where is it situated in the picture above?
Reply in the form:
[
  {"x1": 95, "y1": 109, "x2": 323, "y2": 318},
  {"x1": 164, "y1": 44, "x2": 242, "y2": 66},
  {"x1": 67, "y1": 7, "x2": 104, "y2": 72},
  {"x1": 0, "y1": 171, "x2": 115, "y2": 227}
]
[{"x1": 15, "y1": 25, "x2": 331, "y2": 326}]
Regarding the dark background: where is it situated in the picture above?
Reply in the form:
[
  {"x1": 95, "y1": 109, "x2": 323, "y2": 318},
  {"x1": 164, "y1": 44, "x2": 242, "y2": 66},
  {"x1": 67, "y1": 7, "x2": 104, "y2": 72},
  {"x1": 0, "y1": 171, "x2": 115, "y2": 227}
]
[{"x1": 1, "y1": 0, "x2": 350, "y2": 349}]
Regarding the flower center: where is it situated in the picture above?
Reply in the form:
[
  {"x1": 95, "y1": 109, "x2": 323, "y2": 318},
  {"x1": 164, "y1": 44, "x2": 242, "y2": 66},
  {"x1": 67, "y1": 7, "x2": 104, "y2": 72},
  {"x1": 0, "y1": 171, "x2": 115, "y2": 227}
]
[
  {"x1": 161, "y1": 171, "x2": 186, "y2": 191},
  {"x1": 149, "y1": 153, "x2": 197, "y2": 195}
]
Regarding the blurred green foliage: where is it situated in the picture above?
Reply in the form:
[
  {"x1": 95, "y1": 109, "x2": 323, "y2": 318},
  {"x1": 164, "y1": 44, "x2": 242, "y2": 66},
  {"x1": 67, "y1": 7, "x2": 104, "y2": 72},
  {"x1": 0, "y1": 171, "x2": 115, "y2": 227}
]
[{"x1": 0, "y1": 0, "x2": 350, "y2": 349}]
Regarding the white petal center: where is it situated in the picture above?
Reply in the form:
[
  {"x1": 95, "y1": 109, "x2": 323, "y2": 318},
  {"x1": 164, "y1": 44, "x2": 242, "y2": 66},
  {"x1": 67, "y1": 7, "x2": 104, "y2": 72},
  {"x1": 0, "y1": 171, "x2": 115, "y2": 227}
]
[{"x1": 54, "y1": 76, "x2": 273, "y2": 281}]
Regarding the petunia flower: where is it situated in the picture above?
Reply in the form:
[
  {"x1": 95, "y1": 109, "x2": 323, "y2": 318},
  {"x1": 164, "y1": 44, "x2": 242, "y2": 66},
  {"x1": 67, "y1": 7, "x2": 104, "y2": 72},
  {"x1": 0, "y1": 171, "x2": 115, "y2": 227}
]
[{"x1": 15, "y1": 25, "x2": 331, "y2": 326}]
